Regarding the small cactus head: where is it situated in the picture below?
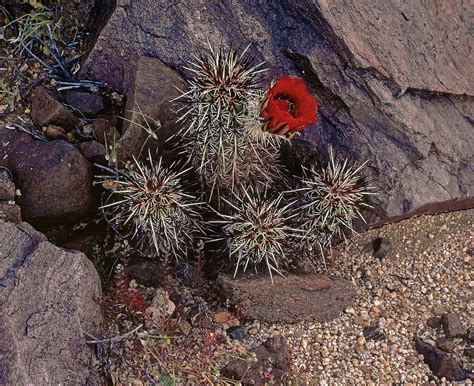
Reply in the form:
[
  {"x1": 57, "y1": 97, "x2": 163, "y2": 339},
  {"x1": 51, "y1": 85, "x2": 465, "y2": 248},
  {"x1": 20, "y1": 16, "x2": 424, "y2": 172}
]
[
  {"x1": 294, "y1": 147, "x2": 376, "y2": 245},
  {"x1": 100, "y1": 152, "x2": 202, "y2": 260},
  {"x1": 212, "y1": 188, "x2": 299, "y2": 282}
]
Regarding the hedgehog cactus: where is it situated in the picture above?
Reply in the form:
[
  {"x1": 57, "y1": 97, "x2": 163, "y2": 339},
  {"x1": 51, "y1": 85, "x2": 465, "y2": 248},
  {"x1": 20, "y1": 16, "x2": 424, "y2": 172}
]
[
  {"x1": 176, "y1": 45, "x2": 283, "y2": 202},
  {"x1": 292, "y1": 147, "x2": 376, "y2": 251},
  {"x1": 100, "y1": 153, "x2": 202, "y2": 259},
  {"x1": 212, "y1": 188, "x2": 300, "y2": 281}
]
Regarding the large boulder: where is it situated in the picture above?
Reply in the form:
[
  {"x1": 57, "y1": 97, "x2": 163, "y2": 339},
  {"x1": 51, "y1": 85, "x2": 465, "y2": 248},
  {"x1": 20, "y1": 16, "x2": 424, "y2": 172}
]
[
  {"x1": 0, "y1": 128, "x2": 96, "y2": 225},
  {"x1": 80, "y1": 0, "x2": 474, "y2": 224},
  {"x1": 0, "y1": 220, "x2": 102, "y2": 384}
]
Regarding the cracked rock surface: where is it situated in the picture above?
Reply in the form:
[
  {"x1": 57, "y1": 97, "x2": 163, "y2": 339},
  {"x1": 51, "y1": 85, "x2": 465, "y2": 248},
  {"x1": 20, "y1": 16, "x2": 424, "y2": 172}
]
[
  {"x1": 81, "y1": 0, "x2": 474, "y2": 224},
  {"x1": 0, "y1": 221, "x2": 102, "y2": 385}
]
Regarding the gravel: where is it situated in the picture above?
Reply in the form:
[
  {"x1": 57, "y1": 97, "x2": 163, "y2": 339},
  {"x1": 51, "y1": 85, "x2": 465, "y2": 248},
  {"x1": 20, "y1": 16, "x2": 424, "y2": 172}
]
[{"x1": 239, "y1": 209, "x2": 473, "y2": 383}]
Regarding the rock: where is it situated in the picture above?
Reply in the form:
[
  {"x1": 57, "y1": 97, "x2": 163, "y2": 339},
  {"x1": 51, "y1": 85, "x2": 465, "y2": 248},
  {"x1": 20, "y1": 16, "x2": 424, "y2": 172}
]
[
  {"x1": 0, "y1": 202, "x2": 21, "y2": 223},
  {"x1": 414, "y1": 337, "x2": 473, "y2": 381},
  {"x1": 79, "y1": 140, "x2": 107, "y2": 164},
  {"x1": 216, "y1": 273, "x2": 355, "y2": 323},
  {"x1": 0, "y1": 221, "x2": 102, "y2": 384},
  {"x1": 427, "y1": 316, "x2": 442, "y2": 329},
  {"x1": 31, "y1": 87, "x2": 79, "y2": 130},
  {"x1": 441, "y1": 313, "x2": 467, "y2": 338},
  {"x1": 363, "y1": 326, "x2": 386, "y2": 341},
  {"x1": 92, "y1": 118, "x2": 115, "y2": 143},
  {"x1": 372, "y1": 237, "x2": 391, "y2": 260},
  {"x1": 116, "y1": 56, "x2": 184, "y2": 164},
  {"x1": 464, "y1": 348, "x2": 474, "y2": 359},
  {"x1": 0, "y1": 171, "x2": 15, "y2": 201},
  {"x1": 124, "y1": 260, "x2": 161, "y2": 287},
  {"x1": 435, "y1": 338, "x2": 456, "y2": 353},
  {"x1": 468, "y1": 327, "x2": 474, "y2": 342},
  {"x1": 222, "y1": 336, "x2": 289, "y2": 384},
  {"x1": 64, "y1": 91, "x2": 105, "y2": 116},
  {"x1": 81, "y1": 0, "x2": 474, "y2": 225},
  {"x1": 213, "y1": 311, "x2": 239, "y2": 327},
  {"x1": 43, "y1": 124, "x2": 69, "y2": 141},
  {"x1": 0, "y1": 129, "x2": 95, "y2": 225},
  {"x1": 227, "y1": 326, "x2": 246, "y2": 341}
]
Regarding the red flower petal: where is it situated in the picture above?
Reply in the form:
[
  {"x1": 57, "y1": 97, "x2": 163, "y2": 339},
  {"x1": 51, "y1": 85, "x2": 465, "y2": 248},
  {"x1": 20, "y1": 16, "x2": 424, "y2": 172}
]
[{"x1": 261, "y1": 76, "x2": 318, "y2": 134}]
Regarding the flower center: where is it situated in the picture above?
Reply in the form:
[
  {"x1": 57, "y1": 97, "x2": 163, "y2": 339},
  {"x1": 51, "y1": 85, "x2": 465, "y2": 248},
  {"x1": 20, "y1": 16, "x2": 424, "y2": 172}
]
[{"x1": 275, "y1": 94, "x2": 296, "y2": 117}]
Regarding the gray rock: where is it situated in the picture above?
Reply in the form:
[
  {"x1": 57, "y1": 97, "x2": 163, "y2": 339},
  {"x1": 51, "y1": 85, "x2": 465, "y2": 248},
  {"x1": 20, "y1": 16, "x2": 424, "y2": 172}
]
[
  {"x1": 64, "y1": 91, "x2": 104, "y2": 116},
  {"x1": 216, "y1": 273, "x2": 355, "y2": 323},
  {"x1": 79, "y1": 140, "x2": 107, "y2": 164},
  {"x1": 0, "y1": 202, "x2": 21, "y2": 223},
  {"x1": 80, "y1": 0, "x2": 474, "y2": 224},
  {"x1": 441, "y1": 313, "x2": 467, "y2": 338},
  {"x1": 0, "y1": 129, "x2": 95, "y2": 225},
  {"x1": 0, "y1": 221, "x2": 102, "y2": 385},
  {"x1": 435, "y1": 338, "x2": 455, "y2": 353},
  {"x1": 372, "y1": 237, "x2": 391, "y2": 260}
]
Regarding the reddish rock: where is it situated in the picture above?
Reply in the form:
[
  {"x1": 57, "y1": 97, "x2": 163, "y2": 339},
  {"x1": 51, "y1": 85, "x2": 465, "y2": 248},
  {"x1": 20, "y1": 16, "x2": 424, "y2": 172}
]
[
  {"x1": 414, "y1": 336, "x2": 473, "y2": 381},
  {"x1": 222, "y1": 336, "x2": 289, "y2": 385},
  {"x1": 441, "y1": 313, "x2": 467, "y2": 338},
  {"x1": 31, "y1": 87, "x2": 79, "y2": 130},
  {"x1": 216, "y1": 273, "x2": 355, "y2": 323},
  {"x1": 79, "y1": 140, "x2": 106, "y2": 164},
  {"x1": 0, "y1": 129, "x2": 95, "y2": 225}
]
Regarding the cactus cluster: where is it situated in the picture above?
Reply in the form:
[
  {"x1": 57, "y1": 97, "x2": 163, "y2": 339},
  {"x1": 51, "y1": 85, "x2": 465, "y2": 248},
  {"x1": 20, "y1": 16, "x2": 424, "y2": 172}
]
[{"x1": 99, "y1": 44, "x2": 375, "y2": 278}]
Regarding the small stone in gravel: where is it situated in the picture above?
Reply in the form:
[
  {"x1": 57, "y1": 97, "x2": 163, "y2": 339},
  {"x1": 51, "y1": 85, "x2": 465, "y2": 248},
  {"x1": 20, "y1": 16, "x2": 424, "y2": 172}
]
[
  {"x1": 432, "y1": 306, "x2": 447, "y2": 316},
  {"x1": 372, "y1": 237, "x2": 392, "y2": 260},
  {"x1": 227, "y1": 326, "x2": 246, "y2": 341},
  {"x1": 427, "y1": 316, "x2": 442, "y2": 329},
  {"x1": 464, "y1": 348, "x2": 474, "y2": 359},
  {"x1": 441, "y1": 313, "x2": 467, "y2": 338},
  {"x1": 363, "y1": 326, "x2": 386, "y2": 341},
  {"x1": 435, "y1": 338, "x2": 455, "y2": 353},
  {"x1": 467, "y1": 327, "x2": 474, "y2": 342}
]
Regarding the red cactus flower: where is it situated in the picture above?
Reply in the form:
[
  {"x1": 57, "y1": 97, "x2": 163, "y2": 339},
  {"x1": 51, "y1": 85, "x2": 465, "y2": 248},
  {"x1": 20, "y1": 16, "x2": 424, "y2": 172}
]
[{"x1": 260, "y1": 76, "x2": 318, "y2": 135}]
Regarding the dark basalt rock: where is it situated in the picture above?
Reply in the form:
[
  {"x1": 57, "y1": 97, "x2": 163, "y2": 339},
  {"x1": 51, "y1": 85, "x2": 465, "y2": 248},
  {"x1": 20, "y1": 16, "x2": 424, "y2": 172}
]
[
  {"x1": 414, "y1": 336, "x2": 473, "y2": 381},
  {"x1": 80, "y1": 0, "x2": 474, "y2": 225}
]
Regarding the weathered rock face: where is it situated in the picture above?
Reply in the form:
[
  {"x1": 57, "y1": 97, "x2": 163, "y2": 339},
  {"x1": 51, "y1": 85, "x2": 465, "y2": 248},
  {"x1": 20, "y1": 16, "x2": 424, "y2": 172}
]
[
  {"x1": 0, "y1": 221, "x2": 102, "y2": 385},
  {"x1": 117, "y1": 56, "x2": 184, "y2": 164},
  {"x1": 80, "y1": 0, "x2": 474, "y2": 224},
  {"x1": 0, "y1": 129, "x2": 96, "y2": 225},
  {"x1": 217, "y1": 273, "x2": 355, "y2": 323}
]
